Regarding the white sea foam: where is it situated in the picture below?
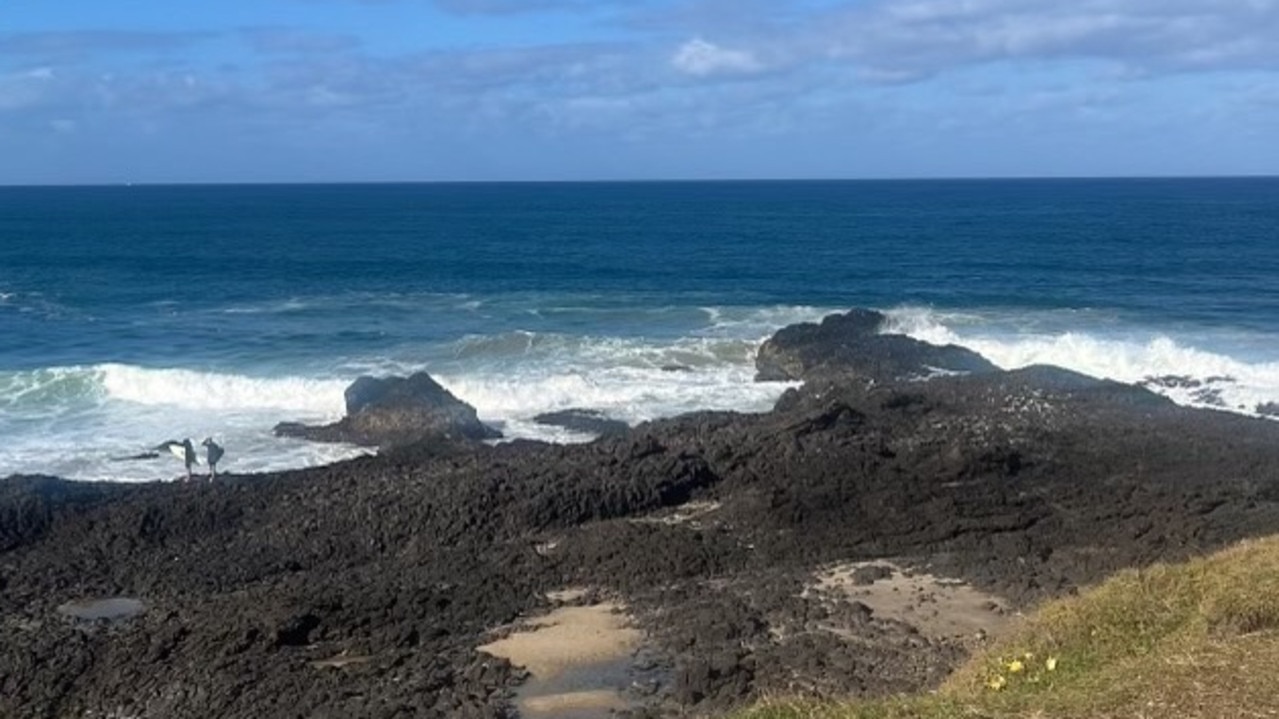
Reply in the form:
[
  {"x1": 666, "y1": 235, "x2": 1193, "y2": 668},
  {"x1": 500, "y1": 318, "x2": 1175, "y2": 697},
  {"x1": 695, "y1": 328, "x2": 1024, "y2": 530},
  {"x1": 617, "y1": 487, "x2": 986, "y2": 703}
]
[
  {"x1": 0, "y1": 419, "x2": 371, "y2": 484},
  {"x1": 96, "y1": 364, "x2": 347, "y2": 414},
  {"x1": 0, "y1": 322, "x2": 801, "y2": 481},
  {"x1": 0, "y1": 364, "x2": 358, "y2": 482},
  {"x1": 700, "y1": 304, "x2": 837, "y2": 338},
  {"x1": 438, "y1": 362, "x2": 789, "y2": 431},
  {"x1": 339, "y1": 331, "x2": 799, "y2": 438},
  {"x1": 882, "y1": 306, "x2": 1279, "y2": 416},
  {"x1": 23, "y1": 301, "x2": 1274, "y2": 484}
]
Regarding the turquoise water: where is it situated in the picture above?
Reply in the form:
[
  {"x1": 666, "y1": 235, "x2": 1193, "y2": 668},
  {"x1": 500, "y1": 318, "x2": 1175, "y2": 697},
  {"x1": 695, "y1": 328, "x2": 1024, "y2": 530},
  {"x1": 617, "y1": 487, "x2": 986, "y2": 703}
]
[{"x1": 2, "y1": 179, "x2": 1277, "y2": 480}]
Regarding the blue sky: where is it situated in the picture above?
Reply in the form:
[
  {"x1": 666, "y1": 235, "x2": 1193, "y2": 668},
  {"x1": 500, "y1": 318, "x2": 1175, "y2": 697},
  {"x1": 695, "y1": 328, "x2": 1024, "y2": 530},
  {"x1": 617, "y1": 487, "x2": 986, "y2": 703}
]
[{"x1": 2, "y1": 0, "x2": 1277, "y2": 183}]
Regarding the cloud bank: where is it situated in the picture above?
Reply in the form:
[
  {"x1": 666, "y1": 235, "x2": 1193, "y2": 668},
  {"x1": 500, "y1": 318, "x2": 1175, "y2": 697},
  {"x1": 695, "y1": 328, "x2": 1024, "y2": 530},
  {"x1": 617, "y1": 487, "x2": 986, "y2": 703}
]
[{"x1": 1, "y1": 0, "x2": 1276, "y2": 181}]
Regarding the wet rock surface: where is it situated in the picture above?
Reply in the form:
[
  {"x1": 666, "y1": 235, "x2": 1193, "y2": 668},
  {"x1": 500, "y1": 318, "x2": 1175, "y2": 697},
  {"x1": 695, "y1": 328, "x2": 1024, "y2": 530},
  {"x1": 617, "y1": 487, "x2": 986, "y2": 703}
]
[
  {"x1": 754, "y1": 308, "x2": 998, "y2": 382},
  {"x1": 533, "y1": 409, "x2": 631, "y2": 437},
  {"x1": 274, "y1": 372, "x2": 501, "y2": 447},
  {"x1": 5, "y1": 311, "x2": 1279, "y2": 718}
]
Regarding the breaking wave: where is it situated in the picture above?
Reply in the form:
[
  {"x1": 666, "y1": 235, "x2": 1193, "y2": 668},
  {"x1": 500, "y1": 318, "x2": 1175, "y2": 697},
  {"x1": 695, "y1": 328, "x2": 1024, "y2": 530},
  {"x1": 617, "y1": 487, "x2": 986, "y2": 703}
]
[{"x1": 882, "y1": 306, "x2": 1279, "y2": 417}]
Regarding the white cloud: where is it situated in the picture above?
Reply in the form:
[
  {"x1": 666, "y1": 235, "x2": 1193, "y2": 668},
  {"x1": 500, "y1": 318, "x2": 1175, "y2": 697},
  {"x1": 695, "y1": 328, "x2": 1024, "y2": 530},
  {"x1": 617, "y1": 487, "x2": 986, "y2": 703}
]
[
  {"x1": 671, "y1": 38, "x2": 763, "y2": 77},
  {"x1": 0, "y1": 67, "x2": 59, "y2": 110},
  {"x1": 821, "y1": 0, "x2": 1279, "y2": 80}
]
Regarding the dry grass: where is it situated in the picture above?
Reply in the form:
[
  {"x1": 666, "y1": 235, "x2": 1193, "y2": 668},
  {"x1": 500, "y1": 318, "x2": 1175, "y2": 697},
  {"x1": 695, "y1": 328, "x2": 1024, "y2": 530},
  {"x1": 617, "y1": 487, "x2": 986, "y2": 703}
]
[{"x1": 731, "y1": 535, "x2": 1279, "y2": 719}]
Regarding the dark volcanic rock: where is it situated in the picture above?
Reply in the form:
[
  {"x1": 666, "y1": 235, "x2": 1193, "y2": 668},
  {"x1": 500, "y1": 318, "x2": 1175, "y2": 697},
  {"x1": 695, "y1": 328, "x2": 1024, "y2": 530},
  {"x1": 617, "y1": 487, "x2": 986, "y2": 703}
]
[
  {"x1": 0, "y1": 475, "x2": 129, "y2": 552},
  {"x1": 1258, "y1": 402, "x2": 1279, "y2": 418},
  {"x1": 755, "y1": 308, "x2": 999, "y2": 383},
  {"x1": 930, "y1": 364, "x2": 1173, "y2": 411},
  {"x1": 275, "y1": 372, "x2": 500, "y2": 447},
  {"x1": 533, "y1": 408, "x2": 630, "y2": 437},
  {"x1": 851, "y1": 565, "x2": 893, "y2": 586},
  {"x1": 8, "y1": 326, "x2": 1279, "y2": 718}
]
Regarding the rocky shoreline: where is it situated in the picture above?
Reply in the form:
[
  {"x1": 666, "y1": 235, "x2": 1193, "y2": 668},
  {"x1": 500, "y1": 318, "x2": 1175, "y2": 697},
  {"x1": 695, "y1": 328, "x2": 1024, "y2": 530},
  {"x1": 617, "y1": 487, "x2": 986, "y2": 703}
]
[{"x1": 4, "y1": 309, "x2": 1279, "y2": 718}]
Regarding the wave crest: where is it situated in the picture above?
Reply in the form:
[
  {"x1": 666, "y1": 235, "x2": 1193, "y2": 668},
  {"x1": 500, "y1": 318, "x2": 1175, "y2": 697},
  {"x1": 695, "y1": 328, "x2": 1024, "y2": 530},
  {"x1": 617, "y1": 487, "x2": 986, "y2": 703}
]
[
  {"x1": 98, "y1": 364, "x2": 347, "y2": 413},
  {"x1": 882, "y1": 306, "x2": 1279, "y2": 416},
  {"x1": 0, "y1": 363, "x2": 348, "y2": 415}
]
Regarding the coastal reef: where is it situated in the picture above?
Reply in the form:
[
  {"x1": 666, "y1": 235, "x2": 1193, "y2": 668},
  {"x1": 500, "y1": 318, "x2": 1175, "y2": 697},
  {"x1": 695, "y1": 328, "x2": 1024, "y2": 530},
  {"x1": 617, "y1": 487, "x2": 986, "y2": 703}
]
[{"x1": 4, "y1": 309, "x2": 1279, "y2": 718}]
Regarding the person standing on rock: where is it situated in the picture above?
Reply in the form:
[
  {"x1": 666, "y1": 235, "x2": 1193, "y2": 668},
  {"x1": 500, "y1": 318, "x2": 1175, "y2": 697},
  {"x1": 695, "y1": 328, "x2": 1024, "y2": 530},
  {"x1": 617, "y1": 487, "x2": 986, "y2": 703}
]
[
  {"x1": 202, "y1": 438, "x2": 224, "y2": 480},
  {"x1": 156, "y1": 439, "x2": 200, "y2": 481}
]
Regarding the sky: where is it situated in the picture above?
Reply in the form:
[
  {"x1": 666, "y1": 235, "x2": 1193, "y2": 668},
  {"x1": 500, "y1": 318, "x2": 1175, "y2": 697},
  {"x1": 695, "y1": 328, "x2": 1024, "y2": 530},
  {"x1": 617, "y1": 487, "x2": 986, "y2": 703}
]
[{"x1": 1, "y1": 0, "x2": 1277, "y2": 183}]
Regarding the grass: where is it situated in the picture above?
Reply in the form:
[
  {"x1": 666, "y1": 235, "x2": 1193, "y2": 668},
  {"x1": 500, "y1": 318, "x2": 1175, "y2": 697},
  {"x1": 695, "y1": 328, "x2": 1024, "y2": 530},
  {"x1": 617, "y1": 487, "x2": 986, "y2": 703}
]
[{"x1": 729, "y1": 535, "x2": 1279, "y2": 719}]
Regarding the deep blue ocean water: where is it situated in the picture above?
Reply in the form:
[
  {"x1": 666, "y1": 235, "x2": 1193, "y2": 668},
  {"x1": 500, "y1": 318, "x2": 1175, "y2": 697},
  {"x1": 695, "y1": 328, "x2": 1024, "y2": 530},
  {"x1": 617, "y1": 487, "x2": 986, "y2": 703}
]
[{"x1": 2, "y1": 179, "x2": 1277, "y2": 480}]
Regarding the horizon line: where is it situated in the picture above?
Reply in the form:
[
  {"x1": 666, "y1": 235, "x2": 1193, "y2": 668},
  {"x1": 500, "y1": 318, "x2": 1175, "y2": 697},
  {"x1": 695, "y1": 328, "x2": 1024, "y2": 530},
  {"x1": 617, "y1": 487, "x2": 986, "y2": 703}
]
[{"x1": 2, "y1": 173, "x2": 1278, "y2": 189}]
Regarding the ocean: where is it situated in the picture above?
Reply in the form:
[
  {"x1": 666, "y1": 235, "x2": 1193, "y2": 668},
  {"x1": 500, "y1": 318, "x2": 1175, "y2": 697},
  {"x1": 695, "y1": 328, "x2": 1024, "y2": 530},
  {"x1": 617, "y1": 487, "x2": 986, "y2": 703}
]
[{"x1": 2, "y1": 179, "x2": 1277, "y2": 482}]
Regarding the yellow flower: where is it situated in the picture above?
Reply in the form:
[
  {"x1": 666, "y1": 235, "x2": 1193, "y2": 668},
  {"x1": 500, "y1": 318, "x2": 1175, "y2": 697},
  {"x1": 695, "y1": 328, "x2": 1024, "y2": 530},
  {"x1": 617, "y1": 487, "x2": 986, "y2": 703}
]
[
  {"x1": 1046, "y1": 656, "x2": 1058, "y2": 672},
  {"x1": 986, "y1": 674, "x2": 1008, "y2": 691},
  {"x1": 1023, "y1": 652, "x2": 1035, "y2": 661},
  {"x1": 1007, "y1": 659, "x2": 1025, "y2": 673}
]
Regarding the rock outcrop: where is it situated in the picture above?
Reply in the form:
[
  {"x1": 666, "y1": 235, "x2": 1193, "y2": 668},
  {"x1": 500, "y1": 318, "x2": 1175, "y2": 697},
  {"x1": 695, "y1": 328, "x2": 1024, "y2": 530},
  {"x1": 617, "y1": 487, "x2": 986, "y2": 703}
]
[
  {"x1": 275, "y1": 372, "x2": 500, "y2": 447},
  {"x1": 755, "y1": 308, "x2": 998, "y2": 383},
  {"x1": 533, "y1": 408, "x2": 630, "y2": 437}
]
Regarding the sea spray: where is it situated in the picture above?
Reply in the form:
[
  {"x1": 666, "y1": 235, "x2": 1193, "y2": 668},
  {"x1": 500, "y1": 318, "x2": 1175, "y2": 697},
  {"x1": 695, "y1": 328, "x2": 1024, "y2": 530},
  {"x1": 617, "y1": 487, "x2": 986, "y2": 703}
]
[{"x1": 883, "y1": 306, "x2": 1279, "y2": 417}]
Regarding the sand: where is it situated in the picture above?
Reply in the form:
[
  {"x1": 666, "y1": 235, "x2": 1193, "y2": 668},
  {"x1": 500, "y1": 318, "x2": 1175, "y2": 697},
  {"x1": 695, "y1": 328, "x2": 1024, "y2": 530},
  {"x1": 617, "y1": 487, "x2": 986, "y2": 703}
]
[
  {"x1": 813, "y1": 561, "x2": 1014, "y2": 642},
  {"x1": 478, "y1": 592, "x2": 642, "y2": 718}
]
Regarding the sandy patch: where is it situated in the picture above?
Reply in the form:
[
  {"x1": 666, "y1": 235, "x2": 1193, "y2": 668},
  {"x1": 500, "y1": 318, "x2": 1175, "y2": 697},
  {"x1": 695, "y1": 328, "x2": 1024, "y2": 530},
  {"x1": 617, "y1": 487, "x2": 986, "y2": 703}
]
[
  {"x1": 479, "y1": 595, "x2": 642, "y2": 719},
  {"x1": 480, "y1": 602, "x2": 640, "y2": 677},
  {"x1": 813, "y1": 561, "x2": 1013, "y2": 641}
]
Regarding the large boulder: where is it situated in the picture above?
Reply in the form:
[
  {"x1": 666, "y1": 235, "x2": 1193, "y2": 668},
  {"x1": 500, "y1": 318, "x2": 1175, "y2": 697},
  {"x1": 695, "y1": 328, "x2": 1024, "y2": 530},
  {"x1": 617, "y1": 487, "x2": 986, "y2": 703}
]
[
  {"x1": 275, "y1": 372, "x2": 500, "y2": 447},
  {"x1": 755, "y1": 308, "x2": 998, "y2": 384}
]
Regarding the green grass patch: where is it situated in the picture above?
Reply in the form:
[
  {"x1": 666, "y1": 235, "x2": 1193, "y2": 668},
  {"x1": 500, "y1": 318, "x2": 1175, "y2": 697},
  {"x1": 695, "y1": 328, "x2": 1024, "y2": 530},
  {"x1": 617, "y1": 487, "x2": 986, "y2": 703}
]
[{"x1": 729, "y1": 535, "x2": 1279, "y2": 719}]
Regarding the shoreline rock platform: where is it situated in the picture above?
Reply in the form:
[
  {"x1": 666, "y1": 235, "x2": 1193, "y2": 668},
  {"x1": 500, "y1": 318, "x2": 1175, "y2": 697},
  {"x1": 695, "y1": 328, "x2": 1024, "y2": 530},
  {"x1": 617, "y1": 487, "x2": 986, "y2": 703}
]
[{"x1": 4, "y1": 309, "x2": 1279, "y2": 718}]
